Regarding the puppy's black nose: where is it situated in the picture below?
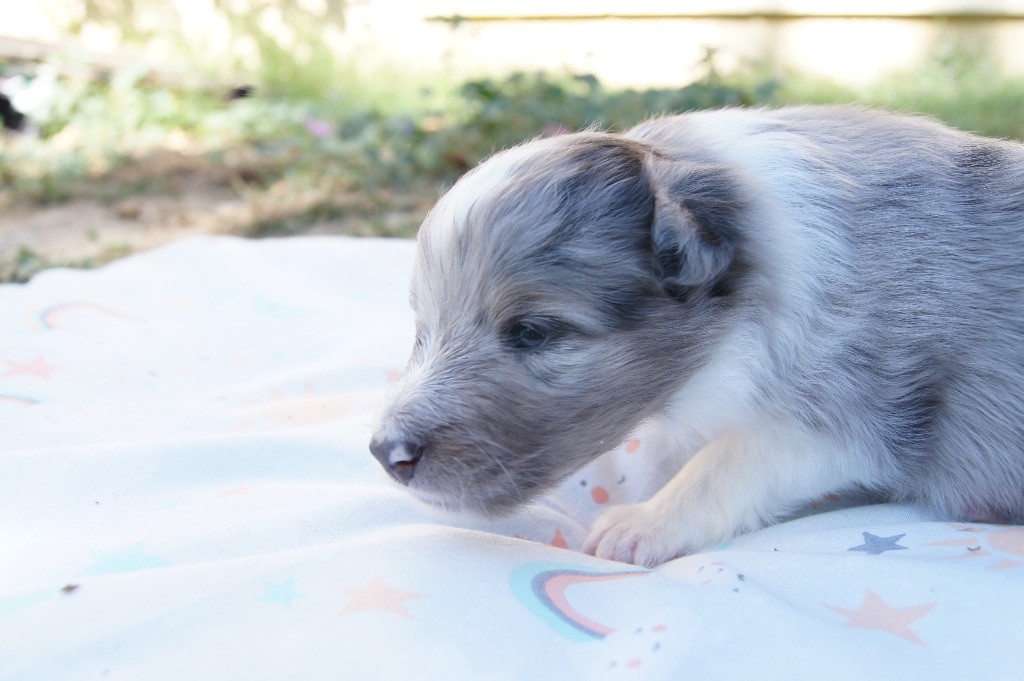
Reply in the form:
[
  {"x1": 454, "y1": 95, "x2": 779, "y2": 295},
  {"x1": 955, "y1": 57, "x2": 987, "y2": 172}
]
[{"x1": 369, "y1": 438, "x2": 424, "y2": 485}]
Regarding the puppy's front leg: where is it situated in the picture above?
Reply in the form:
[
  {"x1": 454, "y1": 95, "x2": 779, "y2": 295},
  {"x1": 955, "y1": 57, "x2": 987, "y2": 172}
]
[{"x1": 581, "y1": 427, "x2": 872, "y2": 567}]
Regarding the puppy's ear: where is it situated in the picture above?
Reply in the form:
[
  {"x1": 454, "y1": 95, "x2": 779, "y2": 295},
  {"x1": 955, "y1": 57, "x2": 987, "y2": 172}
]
[{"x1": 646, "y1": 158, "x2": 742, "y2": 294}]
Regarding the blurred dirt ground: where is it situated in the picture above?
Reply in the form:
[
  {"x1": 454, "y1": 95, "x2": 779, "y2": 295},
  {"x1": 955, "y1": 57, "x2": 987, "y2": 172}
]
[{"x1": 0, "y1": 148, "x2": 433, "y2": 279}]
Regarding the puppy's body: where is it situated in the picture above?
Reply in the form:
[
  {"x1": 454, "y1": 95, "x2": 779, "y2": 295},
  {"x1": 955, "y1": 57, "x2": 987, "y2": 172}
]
[{"x1": 372, "y1": 106, "x2": 1024, "y2": 566}]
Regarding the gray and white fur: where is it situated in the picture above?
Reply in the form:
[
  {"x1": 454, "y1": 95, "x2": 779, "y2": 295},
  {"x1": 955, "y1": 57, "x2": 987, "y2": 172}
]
[{"x1": 370, "y1": 105, "x2": 1024, "y2": 567}]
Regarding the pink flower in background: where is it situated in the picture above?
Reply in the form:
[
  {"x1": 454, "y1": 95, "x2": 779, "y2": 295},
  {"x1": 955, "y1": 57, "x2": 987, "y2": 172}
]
[{"x1": 304, "y1": 117, "x2": 335, "y2": 139}]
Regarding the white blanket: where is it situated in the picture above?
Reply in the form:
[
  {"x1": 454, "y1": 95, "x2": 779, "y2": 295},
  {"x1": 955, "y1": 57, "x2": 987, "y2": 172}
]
[{"x1": 2, "y1": 236, "x2": 1022, "y2": 680}]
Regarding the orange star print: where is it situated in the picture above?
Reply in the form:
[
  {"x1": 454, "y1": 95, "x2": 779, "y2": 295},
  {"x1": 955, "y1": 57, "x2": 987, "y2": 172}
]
[
  {"x1": 823, "y1": 588, "x2": 937, "y2": 646},
  {"x1": 335, "y1": 575, "x2": 427, "y2": 619}
]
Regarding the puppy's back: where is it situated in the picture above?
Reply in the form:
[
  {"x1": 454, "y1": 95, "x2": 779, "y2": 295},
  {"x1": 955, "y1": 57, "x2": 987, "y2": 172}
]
[{"x1": 630, "y1": 107, "x2": 1024, "y2": 522}]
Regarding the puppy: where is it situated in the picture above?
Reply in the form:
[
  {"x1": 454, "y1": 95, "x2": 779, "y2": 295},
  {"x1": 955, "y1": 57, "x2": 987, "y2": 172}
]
[{"x1": 370, "y1": 106, "x2": 1024, "y2": 567}]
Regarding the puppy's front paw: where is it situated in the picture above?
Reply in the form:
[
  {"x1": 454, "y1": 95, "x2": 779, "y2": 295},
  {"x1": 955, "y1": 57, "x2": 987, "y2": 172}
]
[{"x1": 581, "y1": 502, "x2": 686, "y2": 568}]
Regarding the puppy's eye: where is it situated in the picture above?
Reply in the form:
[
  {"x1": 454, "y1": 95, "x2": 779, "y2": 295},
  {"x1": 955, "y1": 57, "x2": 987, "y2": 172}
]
[{"x1": 507, "y1": 322, "x2": 549, "y2": 350}]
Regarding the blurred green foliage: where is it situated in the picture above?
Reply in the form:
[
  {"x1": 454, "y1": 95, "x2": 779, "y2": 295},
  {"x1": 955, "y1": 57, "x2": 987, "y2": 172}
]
[
  {"x1": 454, "y1": 65, "x2": 752, "y2": 150},
  {"x1": 758, "y1": 44, "x2": 1024, "y2": 140},
  {"x1": 0, "y1": 63, "x2": 761, "y2": 209},
  {"x1": 2, "y1": 40, "x2": 1024, "y2": 243}
]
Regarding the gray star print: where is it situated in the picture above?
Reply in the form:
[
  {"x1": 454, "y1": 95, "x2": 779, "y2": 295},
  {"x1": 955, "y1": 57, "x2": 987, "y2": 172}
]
[{"x1": 848, "y1": 532, "x2": 908, "y2": 555}]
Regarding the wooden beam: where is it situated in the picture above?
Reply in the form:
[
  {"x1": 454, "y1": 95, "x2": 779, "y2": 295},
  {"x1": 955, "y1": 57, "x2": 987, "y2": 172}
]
[{"x1": 427, "y1": 11, "x2": 1024, "y2": 23}]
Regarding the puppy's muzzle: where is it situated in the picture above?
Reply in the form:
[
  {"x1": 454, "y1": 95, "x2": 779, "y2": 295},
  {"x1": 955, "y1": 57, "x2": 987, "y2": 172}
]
[{"x1": 369, "y1": 437, "x2": 425, "y2": 485}]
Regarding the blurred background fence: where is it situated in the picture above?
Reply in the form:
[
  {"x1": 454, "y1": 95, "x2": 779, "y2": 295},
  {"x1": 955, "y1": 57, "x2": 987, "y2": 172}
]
[
  {"x1": 9, "y1": 1, "x2": 1024, "y2": 88},
  {"x1": 2, "y1": 1, "x2": 1024, "y2": 280}
]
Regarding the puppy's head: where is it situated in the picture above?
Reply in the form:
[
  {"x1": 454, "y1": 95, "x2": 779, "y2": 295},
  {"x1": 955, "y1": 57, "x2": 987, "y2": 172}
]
[{"x1": 371, "y1": 132, "x2": 746, "y2": 514}]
